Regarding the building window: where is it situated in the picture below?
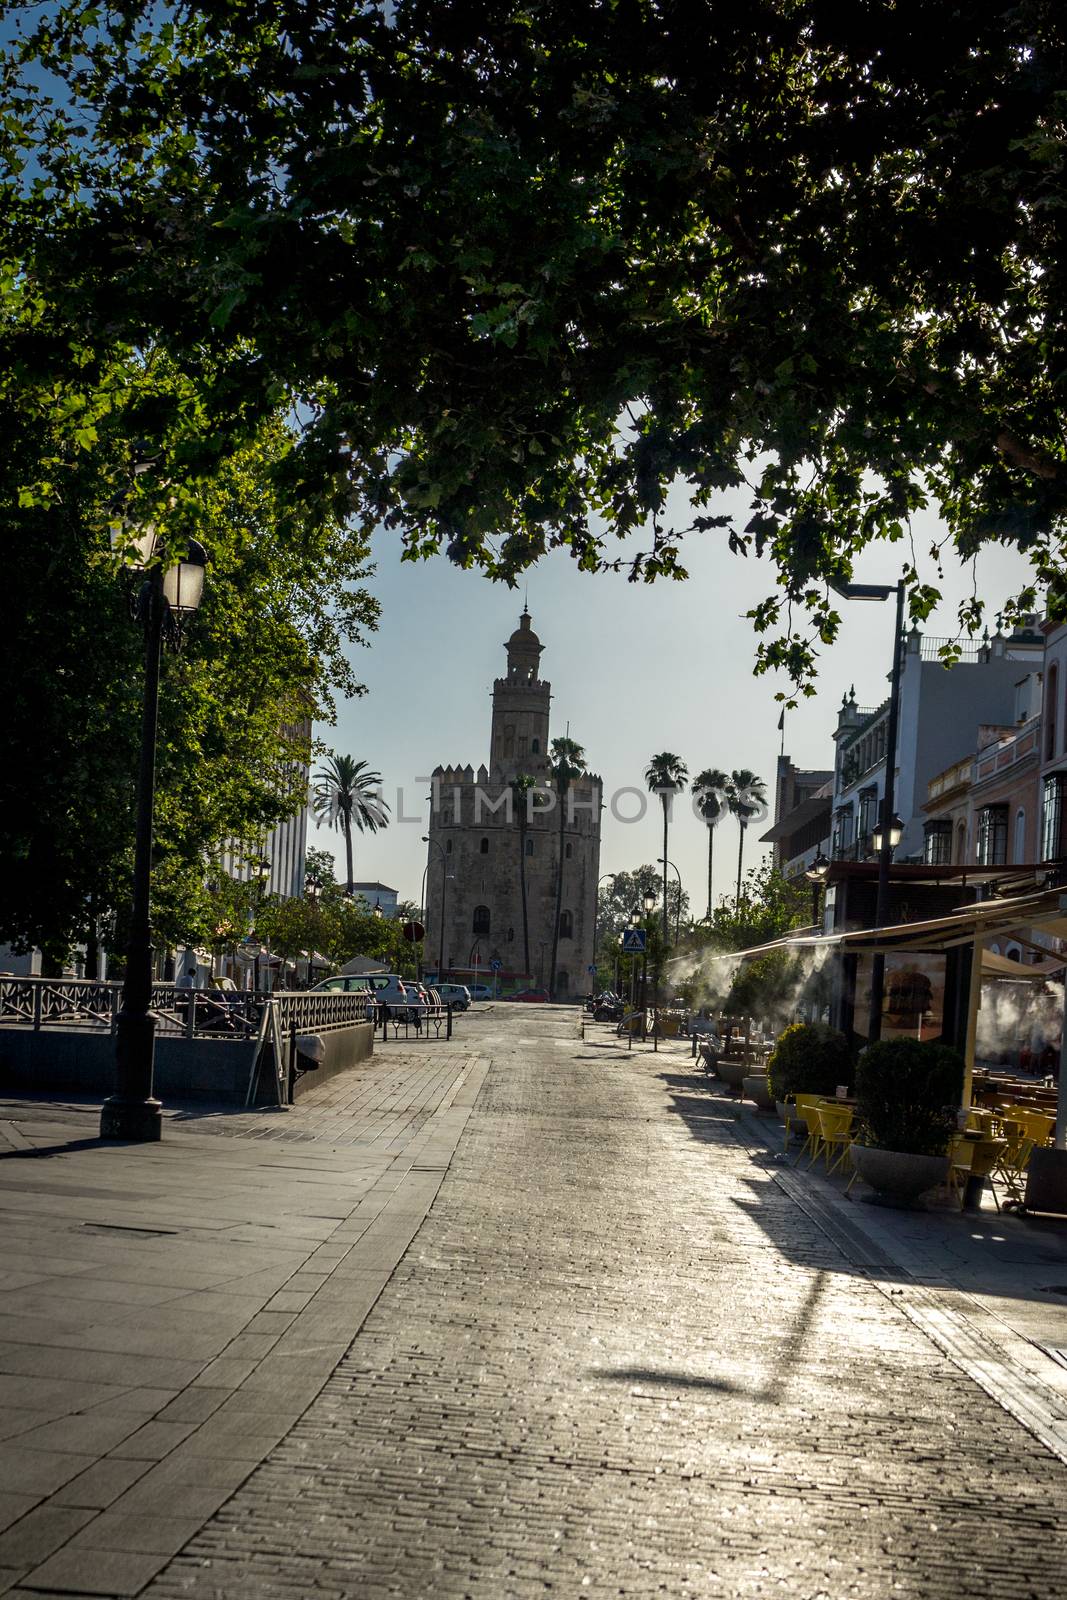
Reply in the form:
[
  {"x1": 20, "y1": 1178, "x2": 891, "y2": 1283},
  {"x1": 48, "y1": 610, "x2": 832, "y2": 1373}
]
[
  {"x1": 858, "y1": 787, "x2": 877, "y2": 844},
  {"x1": 1042, "y1": 773, "x2": 1066, "y2": 860},
  {"x1": 923, "y1": 820, "x2": 953, "y2": 866},
  {"x1": 1046, "y1": 663, "x2": 1059, "y2": 760},
  {"x1": 558, "y1": 910, "x2": 573, "y2": 939},
  {"x1": 507, "y1": 927, "x2": 514, "y2": 943},
  {"x1": 446, "y1": 838, "x2": 453, "y2": 854},
  {"x1": 565, "y1": 841, "x2": 573, "y2": 859},
  {"x1": 479, "y1": 837, "x2": 489, "y2": 854},
  {"x1": 1013, "y1": 807, "x2": 1026, "y2": 864},
  {"x1": 525, "y1": 837, "x2": 534, "y2": 856},
  {"x1": 531, "y1": 738, "x2": 540, "y2": 753},
  {"x1": 472, "y1": 905, "x2": 491, "y2": 937},
  {"x1": 557, "y1": 969, "x2": 569, "y2": 993},
  {"x1": 976, "y1": 804, "x2": 1009, "y2": 866}
]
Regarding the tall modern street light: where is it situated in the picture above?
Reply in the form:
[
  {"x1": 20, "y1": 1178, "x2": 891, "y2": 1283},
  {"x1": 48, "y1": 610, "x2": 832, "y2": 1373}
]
[
  {"x1": 831, "y1": 576, "x2": 906, "y2": 1042},
  {"x1": 657, "y1": 857, "x2": 683, "y2": 943},
  {"x1": 422, "y1": 835, "x2": 449, "y2": 978},
  {"x1": 100, "y1": 524, "x2": 207, "y2": 1142}
]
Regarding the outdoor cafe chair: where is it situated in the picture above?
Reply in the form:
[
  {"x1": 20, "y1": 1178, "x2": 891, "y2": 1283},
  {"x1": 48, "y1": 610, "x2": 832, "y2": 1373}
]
[
  {"x1": 792, "y1": 1094, "x2": 824, "y2": 1166},
  {"x1": 947, "y1": 1134, "x2": 1005, "y2": 1212},
  {"x1": 991, "y1": 1129, "x2": 1036, "y2": 1205},
  {"x1": 814, "y1": 1101, "x2": 855, "y2": 1177}
]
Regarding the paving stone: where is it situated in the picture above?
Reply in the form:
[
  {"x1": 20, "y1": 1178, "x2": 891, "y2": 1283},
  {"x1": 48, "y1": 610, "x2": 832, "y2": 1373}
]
[
  {"x1": 20, "y1": 1546, "x2": 171, "y2": 1595},
  {"x1": 0, "y1": 1504, "x2": 94, "y2": 1570},
  {"x1": 51, "y1": 1459, "x2": 150, "y2": 1511}
]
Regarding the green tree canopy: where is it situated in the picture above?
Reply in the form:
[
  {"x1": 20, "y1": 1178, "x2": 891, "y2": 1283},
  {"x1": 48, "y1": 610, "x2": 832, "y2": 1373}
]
[
  {"x1": 0, "y1": 337, "x2": 378, "y2": 962},
  {"x1": 5, "y1": 3, "x2": 1067, "y2": 693}
]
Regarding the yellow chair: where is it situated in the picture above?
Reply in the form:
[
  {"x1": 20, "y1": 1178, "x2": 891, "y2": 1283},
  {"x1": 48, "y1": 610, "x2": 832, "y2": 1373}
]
[
  {"x1": 792, "y1": 1094, "x2": 824, "y2": 1166},
  {"x1": 1011, "y1": 1108, "x2": 1055, "y2": 1149},
  {"x1": 814, "y1": 1102, "x2": 855, "y2": 1177},
  {"x1": 993, "y1": 1130, "x2": 1036, "y2": 1205},
  {"x1": 948, "y1": 1135, "x2": 1004, "y2": 1211}
]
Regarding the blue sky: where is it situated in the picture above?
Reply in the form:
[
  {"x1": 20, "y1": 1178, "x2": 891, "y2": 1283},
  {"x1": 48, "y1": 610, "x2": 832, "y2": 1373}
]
[{"x1": 308, "y1": 484, "x2": 1036, "y2": 913}]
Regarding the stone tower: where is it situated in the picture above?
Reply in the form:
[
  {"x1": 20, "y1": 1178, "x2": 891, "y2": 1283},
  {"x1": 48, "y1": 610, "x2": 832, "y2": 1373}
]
[{"x1": 424, "y1": 610, "x2": 602, "y2": 998}]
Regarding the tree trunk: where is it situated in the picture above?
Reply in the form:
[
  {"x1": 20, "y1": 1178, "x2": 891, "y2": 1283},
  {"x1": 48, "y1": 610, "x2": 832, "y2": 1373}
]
[
  {"x1": 706, "y1": 823, "x2": 714, "y2": 920},
  {"x1": 518, "y1": 816, "x2": 531, "y2": 981},
  {"x1": 736, "y1": 819, "x2": 747, "y2": 903},
  {"x1": 343, "y1": 810, "x2": 354, "y2": 893},
  {"x1": 662, "y1": 798, "x2": 670, "y2": 945},
  {"x1": 550, "y1": 782, "x2": 565, "y2": 996}
]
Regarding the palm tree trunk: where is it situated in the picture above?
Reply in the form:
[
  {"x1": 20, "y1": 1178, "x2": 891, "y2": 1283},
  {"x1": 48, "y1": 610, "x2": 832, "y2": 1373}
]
[
  {"x1": 518, "y1": 816, "x2": 531, "y2": 981},
  {"x1": 736, "y1": 820, "x2": 746, "y2": 903},
  {"x1": 662, "y1": 798, "x2": 670, "y2": 945},
  {"x1": 343, "y1": 809, "x2": 354, "y2": 894},
  {"x1": 550, "y1": 785, "x2": 565, "y2": 996},
  {"x1": 706, "y1": 824, "x2": 714, "y2": 920}
]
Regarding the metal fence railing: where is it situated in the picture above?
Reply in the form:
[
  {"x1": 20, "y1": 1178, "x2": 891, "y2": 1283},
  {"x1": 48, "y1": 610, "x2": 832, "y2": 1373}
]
[
  {"x1": 378, "y1": 1003, "x2": 454, "y2": 1042},
  {"x1": 0, "y1": 977, "x2": 374, "y2": 1042}
]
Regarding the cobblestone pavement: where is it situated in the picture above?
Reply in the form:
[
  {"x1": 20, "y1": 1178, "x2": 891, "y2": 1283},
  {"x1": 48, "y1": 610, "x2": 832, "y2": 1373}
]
[{"x1": 142, "y1": 1008, "x2": 1067, "y2": 1600}]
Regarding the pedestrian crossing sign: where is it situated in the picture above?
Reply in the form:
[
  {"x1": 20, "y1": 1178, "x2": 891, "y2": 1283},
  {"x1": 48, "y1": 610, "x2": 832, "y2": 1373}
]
[{"x1": 621, "y1": 928, "x2": 647, "y2": 953}]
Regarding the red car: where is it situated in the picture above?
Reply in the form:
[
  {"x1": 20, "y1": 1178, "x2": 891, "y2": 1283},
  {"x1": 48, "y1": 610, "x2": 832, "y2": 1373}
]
[{"x1": 509, "y1": 987, "x2": 550, "y2": 1002}]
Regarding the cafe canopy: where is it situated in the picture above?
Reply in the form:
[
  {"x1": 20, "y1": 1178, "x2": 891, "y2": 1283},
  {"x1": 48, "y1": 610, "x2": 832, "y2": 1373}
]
[{"x1": 694, "y1": 886, "x2": 1067, "y2": 1145}]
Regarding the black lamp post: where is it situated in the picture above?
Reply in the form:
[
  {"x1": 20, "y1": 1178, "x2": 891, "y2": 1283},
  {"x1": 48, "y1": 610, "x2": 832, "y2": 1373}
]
[
  {"x1": 831, "y1": 576, "x2": 906, "y2": 1042},
  {"x1": 422, "y1": 835, "x2": 448, "y2": 977},
  {"x1": 641, "y1": 887, "x2": 656, "y2": 1016},
  {"x1": 101, "y1": 529, "x2": 207, "y2": 1142},
  {"x1": 805, "y1": 850, "x2": 831, "y2": 929}
]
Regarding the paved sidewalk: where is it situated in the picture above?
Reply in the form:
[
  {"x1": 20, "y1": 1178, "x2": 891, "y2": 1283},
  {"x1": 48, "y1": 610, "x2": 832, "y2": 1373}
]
[
  {"x1": 0, "y1": 1043, "x2": 487, "y2": 1595},
  {"x1": 1, "y1": 1009, "x2": 1066, "y2": 1598}
]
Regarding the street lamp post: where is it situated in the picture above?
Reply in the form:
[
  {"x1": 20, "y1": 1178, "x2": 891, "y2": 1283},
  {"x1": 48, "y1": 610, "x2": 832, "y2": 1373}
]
[
  {"x1": 591, "y1": 872, "x2": 616, "y2": 990},
  {"x1": 641, "y1": 887, "x2": 656, "y2": 1024},
  {"x1": 101, "y1": 529, "x2": 207, "y2": 1142},
  {"x1": 805, "y1": 849, "x2": 831, "y2": 930},
  {"x1": 421, "y1": 835, "x2": 448, "y2": 978},
  {"x1": 657, "y1": 857, "x2": 683, "y2": 943},
  {"x1": 831, "y1": 577, "x2": 906, "y2": 1043}
]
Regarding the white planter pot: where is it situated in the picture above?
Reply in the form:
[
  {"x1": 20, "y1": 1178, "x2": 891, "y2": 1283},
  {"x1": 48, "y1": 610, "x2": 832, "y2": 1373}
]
[
  {"x1": 718, "y1": 1058, "x2": 748, "y2": 1090},
  {"x1": 742, "y1": 1073, "x2": 776, "y2": 1112},
  {"x1": 850, "y1": 1144, "x2": 949, "y2": 1204}
]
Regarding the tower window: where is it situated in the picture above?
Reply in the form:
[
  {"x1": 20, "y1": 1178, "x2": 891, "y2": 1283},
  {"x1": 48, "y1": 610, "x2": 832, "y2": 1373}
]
[
  {"x1": 473, "y1": 905, "x2": 491, "y2": 937},
  {"x1": 525, "y1": 838, "x2": 534, "y2": 856},
  {"x1": 531, "y1": 738, "x2": 540, "y2": 754},
  {"x1": 565, "y1": 842, "x2": 573, "y2": 859},
  {"x1": 479, "y1": 837, "x2": 489, "y2": 854},
  {"x1": 507, "y1": 927, "x2": 514, "y2": 943},
  {"x1": 558, "y1": 910, "x2": 574, "y2": 939},
  {"x1": 446, "y1": 839, "x2": 453, "y2": 854}
]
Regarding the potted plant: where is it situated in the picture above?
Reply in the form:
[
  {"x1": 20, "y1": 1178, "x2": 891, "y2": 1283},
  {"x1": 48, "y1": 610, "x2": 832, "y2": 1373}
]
[
  {"x1": 851, "y1": 1039, "x2": 964, "y2": 1204},
  {"x1": 766, "y1": 1022, "x2": 852, "y2": 1127}
]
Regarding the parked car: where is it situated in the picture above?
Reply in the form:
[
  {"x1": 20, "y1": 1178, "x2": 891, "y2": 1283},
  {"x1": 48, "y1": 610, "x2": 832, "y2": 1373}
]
[
  {"x1": 433, "y1": 983, "x2": 472, "y2": 1011},
  {"x1": 465, "y1": 983, "x2": 494, "y2": 1002},
  {"x1": 312, "y1": 974, "x2": 374, "y2": 994},
  {"x1": 509, "y1": 987, "x2": 550, "y2": 1002}
]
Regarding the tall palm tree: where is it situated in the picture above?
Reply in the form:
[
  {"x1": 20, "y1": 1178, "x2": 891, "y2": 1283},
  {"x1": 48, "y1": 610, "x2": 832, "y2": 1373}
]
[
  {"x1": 692, "y1": 767, "x2": 730, "y2": 918},
  {"x1": 644, "y1": 753, "x2": 689, "y2": 945},
  {"x1": 548, "y1": 736, "x2": 586, "y2": 997},
  {"x1": 728, "y1": 768, "x2": 768, "y2": 903},
  {"x1": 311, "y1": 753, "x2": 389, "y2": 894},
  {"x1": 510, "y1": 772, "x2": 537, "y2": 982}
]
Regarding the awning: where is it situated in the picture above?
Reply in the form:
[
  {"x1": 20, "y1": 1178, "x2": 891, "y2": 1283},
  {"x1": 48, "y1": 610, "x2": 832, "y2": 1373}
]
[
  {"x1": 759, "y1": 795, "x2": 831, "y2": 845},
  {"x1": 982, "y1": 948, "x2": 1066, "y2": 978}
]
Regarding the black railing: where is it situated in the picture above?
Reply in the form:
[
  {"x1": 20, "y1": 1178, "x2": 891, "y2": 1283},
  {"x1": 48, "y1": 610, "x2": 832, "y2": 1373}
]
[
  {"x1": 0, "y1": 977, "x2": 374, "y2": 1041},
  {"x1": 378, "y1": 1003, "x2": 453, "y2": 1042}
]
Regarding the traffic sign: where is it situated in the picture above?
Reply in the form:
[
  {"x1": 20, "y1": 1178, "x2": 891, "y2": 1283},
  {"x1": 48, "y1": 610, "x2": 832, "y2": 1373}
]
[
  {"x1": 621, "y1": 928, "x2": 647, "y2": 953},
  {"x1": 587, "y1": 964, "x2": 596, "y2": 974},
  {"x1": 402, "y1": 920, "x2": 425, "y2": 943},
  {"x1": 489, "y1": 957, "x2": 503, "y2": 971}
]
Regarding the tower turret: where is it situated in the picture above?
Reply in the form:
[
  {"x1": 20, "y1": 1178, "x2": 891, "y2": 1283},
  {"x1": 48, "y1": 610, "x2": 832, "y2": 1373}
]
[{"x1": 490, "y1": 608, "x2": 551, "y2": 777}]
